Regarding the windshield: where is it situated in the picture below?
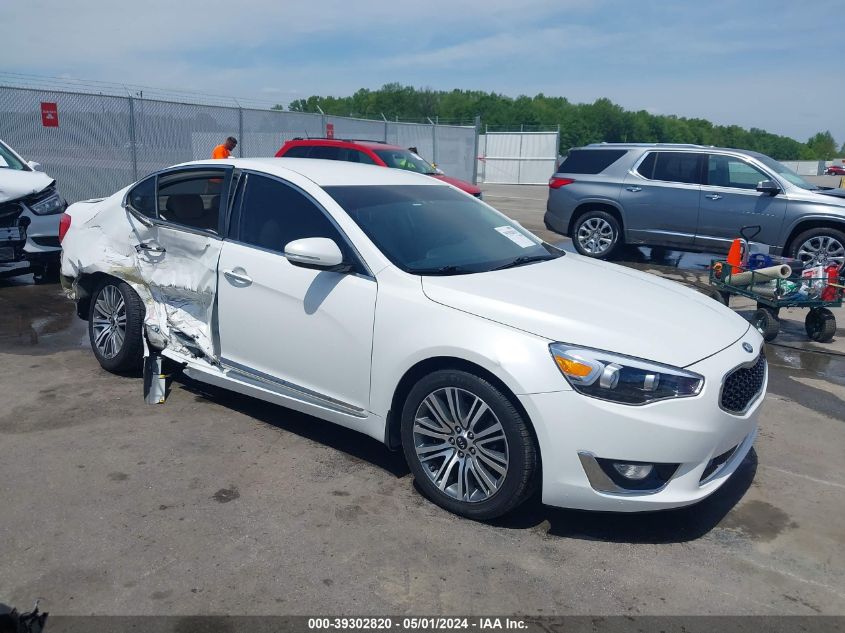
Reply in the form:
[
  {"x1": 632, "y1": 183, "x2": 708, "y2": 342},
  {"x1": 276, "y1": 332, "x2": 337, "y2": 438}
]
[
  {"x1": 374, "y1": 149, "x2": 436, "y2": 175},
  {"x1": 325, "y1": 185, "x2": 561, "y2": 275},
  {"x1": 755, "y1": 154, "x2": 817, "y2": 190},
  {"x1": 0, "y1": 141, "x2": 27, "y2": 170}
]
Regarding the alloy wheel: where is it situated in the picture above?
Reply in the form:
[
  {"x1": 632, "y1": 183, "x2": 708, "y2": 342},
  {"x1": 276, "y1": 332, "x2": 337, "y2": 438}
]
[
  {"x1": 413, "y1": 387, "x2": 509, "y2": 503},
  {"x1": 577, "y1": 217, "x2": 615, "y2": 255},
  {"x1": 796, "y1": 234, "x2": 845, "y2": 268},
  {"x1": 91, "y1": 285, "x2": 127, "y2": 359}
]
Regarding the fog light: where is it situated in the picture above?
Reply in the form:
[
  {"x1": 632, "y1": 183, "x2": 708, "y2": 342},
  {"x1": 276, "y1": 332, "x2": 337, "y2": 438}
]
[{"x1": 612, "y1": 462, "x2": 654, "y2": 480}]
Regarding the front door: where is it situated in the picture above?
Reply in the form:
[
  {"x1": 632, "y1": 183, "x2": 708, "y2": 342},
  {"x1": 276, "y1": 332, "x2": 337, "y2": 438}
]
[
  {"x1": 620, "y1": 151, "x2": 705, "y2": 247},
  {"x1": 696, "y1": 154, "x2": 788, "y2": 251},
  {"x1": 126, "y1": 166, "x2": 232, "y2": 359},
  {"x1": 216, "y1": 172, "x2": 377, "y2": 416}
]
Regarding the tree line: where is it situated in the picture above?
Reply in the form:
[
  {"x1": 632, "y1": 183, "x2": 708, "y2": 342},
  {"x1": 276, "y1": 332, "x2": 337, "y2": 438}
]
[{"x1": 280, "y1": 83, "x2": 843, "y2": 160}]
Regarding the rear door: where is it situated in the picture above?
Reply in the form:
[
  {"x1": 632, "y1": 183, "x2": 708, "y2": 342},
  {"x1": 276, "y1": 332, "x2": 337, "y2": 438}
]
[
  {"x1": 125, "y1": 165, "x2": 233, "y2": 359},
  {"x1": 620, "y1": 151, "x2": 705, "y2": 247},
  {"x1": 696, "y1": 153, "x2": 788, "y2": 251}
]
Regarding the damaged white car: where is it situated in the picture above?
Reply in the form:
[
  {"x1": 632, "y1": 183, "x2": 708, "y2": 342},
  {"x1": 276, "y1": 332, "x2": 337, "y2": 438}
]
[
  {"x1": 61, "y1": 158, "x2": 766, "y2": 519},
  {"x1": 0, "y1": 139, "x2": 66, "y2": 280}
]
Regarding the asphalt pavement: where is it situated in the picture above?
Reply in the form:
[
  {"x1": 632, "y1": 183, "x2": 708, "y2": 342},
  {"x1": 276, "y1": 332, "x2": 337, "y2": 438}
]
[{"x1": 0, "y1": 186, "x2": 843, "y2": 616}]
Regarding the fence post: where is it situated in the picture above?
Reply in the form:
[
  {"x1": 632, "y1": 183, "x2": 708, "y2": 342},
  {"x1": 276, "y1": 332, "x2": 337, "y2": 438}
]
[
  {"x1": 428, "y1": 117, "x2": 437, "y2": 167},
  {"x1": 517, "y1": 127, "x2": 524, "y2": 185},
  {"x1": 382, "y1": 113, "x2": 388, "y2": 142},
  {"x1": 238, "y1": 107, "x2": 244, "y2": 157},
  {"x1": 128, "y1": 95, "x2": 138, "y2": 182},
  {"x1": 472, "y1": 115, "x2": 481, "y2": 186}
]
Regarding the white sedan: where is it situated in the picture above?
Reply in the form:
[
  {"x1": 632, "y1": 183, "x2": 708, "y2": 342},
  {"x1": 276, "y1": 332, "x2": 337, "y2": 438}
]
[{"x1": 59, "y1": 158, "x2": 766, "y2": 519}]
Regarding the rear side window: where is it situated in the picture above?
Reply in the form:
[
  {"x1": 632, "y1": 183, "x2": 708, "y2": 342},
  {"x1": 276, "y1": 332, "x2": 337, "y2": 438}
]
[
  {"x1": 349, "y1": 150, "x2": 377, "y2": 165},
  {"x1": 157, "y1": 170, "x2": 226, "y2": 233},
  {"x1": 641, "y1": 152, "x2": 704, "y2": 185},
  {"x1": 283, "y1": 145, "x2": 311, "y2": 158},
  {"x1": 557, "y1": 149, "x2": 627, "y2": 174},
  {"x1": 126, "y1": 176, "x2": 157, "y2": 218},
  {"x1": 309, "y1": 146, "x2": 342, "y2": 160}
]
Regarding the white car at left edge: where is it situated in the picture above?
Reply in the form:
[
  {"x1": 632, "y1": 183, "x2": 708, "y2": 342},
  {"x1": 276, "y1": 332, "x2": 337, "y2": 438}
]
[
  {"x1": 0, "y1": 138, "x2": 66, "y2": 280},
  {"x1": 59, "y1": 157, "x2": 767, "y2": 520}
]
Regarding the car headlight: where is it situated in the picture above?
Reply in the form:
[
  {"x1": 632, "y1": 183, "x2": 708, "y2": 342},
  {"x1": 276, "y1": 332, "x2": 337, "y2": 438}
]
[
  {"x1": 29, "y1": 191, "x2": 65, "y2": 215},
  {"x1": 549, "y1": 343, "x2": 704, "y2": 405}
]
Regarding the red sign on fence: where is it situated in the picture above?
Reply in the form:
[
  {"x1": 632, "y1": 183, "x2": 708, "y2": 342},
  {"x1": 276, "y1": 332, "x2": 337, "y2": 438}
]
[
  {"x1": 326, "y1": 122, "x2": 334, "y2": 139},
  {"x1": 40, "y1": 102, "x2": 59, "y2": 127}
]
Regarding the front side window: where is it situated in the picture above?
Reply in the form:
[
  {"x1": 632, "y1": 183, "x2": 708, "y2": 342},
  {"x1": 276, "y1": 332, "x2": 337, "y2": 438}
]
[
  {"x1": 373, "y1": 150, "x2": 436, "y2": 175},
  {"x1": 232, "y1": 174, "x2": 358, "y2": 266},
  {"x1": 707, "y1": 155, "x2": 768, "y2": 190},
  {"x1": 326, "y1": 185, "x2": 561, "y2": 275},
  {"x1": 157, "y1": 170, "x2": 225, "y2": 233},
  {"x1": 350, "y1": 150, "x2": 377, "y2": 165},
  {"x1": 643, "y1": 152, "x2": 704, "y2": 185},
  {"x1": 754, "y1": 154, "x2": 816, "y2": 190}
]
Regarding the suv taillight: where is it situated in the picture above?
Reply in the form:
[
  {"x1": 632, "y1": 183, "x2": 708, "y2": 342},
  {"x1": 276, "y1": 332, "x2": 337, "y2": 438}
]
[
  {"x1": 58, "y1": 212, "x2": 72, "y2": 244},
  {"x1": 549, "y1": 177, "x2": 575, "y2": 189}
]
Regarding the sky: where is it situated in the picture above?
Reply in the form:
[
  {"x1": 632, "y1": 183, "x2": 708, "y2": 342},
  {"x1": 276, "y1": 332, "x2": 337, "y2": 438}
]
[{"x1": 1, "y1": 0, "x2": 842, "y2": 144}]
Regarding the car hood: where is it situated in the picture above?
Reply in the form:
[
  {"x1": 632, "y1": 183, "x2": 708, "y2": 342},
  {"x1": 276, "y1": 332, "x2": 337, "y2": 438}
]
[
  {"x1": 813, "y1": 187, "x2": 845, "y2": 202},
  {"x1": 429, "y1": 173, "x2": 481, "y2": 195},
  {"x1": 0, "y1": 169, "x2": 53, "y2": 203},
  {"x1": 421, "y1": 254, "x2": 750, "y2": 368}
]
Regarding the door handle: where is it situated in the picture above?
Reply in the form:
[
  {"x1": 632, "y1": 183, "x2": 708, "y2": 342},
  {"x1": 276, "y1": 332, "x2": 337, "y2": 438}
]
[
  {"x1": 135, "y1": 242, "x2": 166, "y2": 253},
  {"x1": 705, "y1": 194, "x2": 723, "y2": 200},
  {"x1": 223, "y1": 269, "x2": 253, "y2": 284},
  {"x1": 626, "y1": 186, "x2": 642, "y2": 192}
]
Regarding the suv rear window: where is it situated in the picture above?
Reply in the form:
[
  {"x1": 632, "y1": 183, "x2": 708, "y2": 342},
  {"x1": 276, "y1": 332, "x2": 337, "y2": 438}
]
[{"x1": 557, "y1": 149, "x2": 627, "y2": 174}]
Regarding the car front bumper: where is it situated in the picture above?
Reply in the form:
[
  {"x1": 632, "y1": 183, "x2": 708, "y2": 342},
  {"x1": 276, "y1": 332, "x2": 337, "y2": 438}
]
[{"x1": 520, "y1": 327, "x2": 765, "y2": 512}]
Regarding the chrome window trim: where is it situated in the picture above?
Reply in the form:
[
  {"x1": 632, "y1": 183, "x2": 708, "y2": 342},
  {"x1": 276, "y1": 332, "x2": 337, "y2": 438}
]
[
  {"x1": 718, "y1": 352, "x2": 767, "y2": 416},
  {"x1": 221, "y1": 356, "x2": 367, "y2": 418}
]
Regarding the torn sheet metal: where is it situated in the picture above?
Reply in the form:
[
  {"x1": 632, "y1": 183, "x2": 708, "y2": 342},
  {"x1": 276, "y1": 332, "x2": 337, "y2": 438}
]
[{"x1": 60, "y1": 187, "x2": 221, "y2": 364}]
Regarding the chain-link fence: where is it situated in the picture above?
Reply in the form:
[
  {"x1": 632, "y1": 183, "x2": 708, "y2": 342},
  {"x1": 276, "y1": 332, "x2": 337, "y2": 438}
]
[{"x1": 0, "y1": 86, "x2": 478, "y2": 203}]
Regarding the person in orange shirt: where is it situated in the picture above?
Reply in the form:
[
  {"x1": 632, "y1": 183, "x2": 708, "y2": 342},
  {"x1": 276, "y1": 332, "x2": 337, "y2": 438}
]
[{"x1": 212, "y1": 136, "x2": 237, "y2": 159}]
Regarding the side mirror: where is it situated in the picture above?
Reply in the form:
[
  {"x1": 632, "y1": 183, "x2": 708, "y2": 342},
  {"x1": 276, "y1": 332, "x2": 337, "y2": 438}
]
[
  {"x1": 26, "y1": 160, "x2": 42, "y2": 171},
  {"x1": 756, "y1": 180, "x2": 780, "y2": 195},
  {"x1": 284, "y1": 237, "x2": 347, "y2": 271}
]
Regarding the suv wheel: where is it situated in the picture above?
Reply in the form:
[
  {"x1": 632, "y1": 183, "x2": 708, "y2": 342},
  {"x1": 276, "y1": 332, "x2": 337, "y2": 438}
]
[
  {"x1": 88, "y1": 278, "x2": 145, "y2": 373},
  {"x1": 789, "y1": 227, "x2": 845, "y2": 269},
  {"x1": 401, "y1": 370, "x2": 537, "y2": 520},
  {"x1": 572, "y1": 210, "x2": 622, "y2": 259}
]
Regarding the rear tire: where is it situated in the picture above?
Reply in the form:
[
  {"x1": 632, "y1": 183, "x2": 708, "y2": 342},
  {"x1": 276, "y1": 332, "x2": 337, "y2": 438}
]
[
  {"x1": 572, "y1": 210, "x2": 622, "y2": 259},
  {"x1": 400, "y1": 370, "x2": 537, "y2": 520},
  {"x1": 805, "y1": 308, "x2": 836, "y2": 343},
  {"x1": 88, "y1": 278, "x2": 145, "y2": 373}
]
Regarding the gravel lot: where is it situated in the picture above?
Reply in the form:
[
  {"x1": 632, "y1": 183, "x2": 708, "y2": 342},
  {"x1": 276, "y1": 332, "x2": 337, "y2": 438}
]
[{"x1": 0, "y1": 185, "x2": 843, "y2": 616}]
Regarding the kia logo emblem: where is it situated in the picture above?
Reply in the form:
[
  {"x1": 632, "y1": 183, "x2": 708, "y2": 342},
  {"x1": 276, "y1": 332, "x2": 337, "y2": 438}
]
[{"x1": 742, "y1": 342, "x2": 754, "y2": 353}]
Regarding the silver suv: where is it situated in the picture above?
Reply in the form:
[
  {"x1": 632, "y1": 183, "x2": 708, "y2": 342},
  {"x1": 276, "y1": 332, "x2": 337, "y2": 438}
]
[{"x1": 545, "y1": 143, "x2": 845, "y2": 267}]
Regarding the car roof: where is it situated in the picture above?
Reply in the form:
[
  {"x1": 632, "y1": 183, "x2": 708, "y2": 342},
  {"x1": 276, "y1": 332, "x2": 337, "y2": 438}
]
[
  {"x1": 581, "y1": 142, "x2": 768, "y2": 157},
  {"x1": 286, "y1": 138, "x2": 406, "y2": 151},
  {"x1": 175, "y1": 157, "x2": 444, "y2": 187}
]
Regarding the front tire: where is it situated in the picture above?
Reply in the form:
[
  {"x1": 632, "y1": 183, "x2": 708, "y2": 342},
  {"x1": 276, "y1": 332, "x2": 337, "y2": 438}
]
[
  {"x1": 572, "y1": 210, "x2": 622, "y2": 259},
  {"x1": 88, "y1": 278, "x2": 145, "y2": 372},
  {"x1": 788, "y1": 227, "x2": 845, "y2": 269},
  {"x1": 400, "y1": 370, "x2": 537, "y2": 520}
]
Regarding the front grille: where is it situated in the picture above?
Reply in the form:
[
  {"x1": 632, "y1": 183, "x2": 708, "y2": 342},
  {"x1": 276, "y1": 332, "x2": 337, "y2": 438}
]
[
  {"x1": 720, "y1": 352, "x2": 766, "y2": 414},
  {"x1": 0, "y1": 202, "x2": 23, "y2": 227}
]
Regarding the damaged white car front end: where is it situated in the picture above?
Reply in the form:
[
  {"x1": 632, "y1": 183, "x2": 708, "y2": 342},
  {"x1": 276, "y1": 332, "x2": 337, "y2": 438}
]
[{"x1": 1, "y1": 138, "x2": 66, "y2": 279}]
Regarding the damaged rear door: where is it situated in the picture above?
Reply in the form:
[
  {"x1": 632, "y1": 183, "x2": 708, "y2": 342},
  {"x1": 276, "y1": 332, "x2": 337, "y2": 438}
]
[{"x1": 125, "y1": 165, "x2": 234, "y2": 360}]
